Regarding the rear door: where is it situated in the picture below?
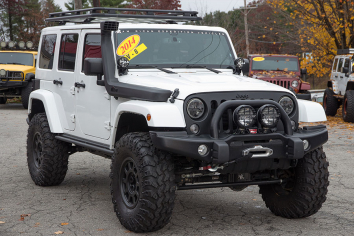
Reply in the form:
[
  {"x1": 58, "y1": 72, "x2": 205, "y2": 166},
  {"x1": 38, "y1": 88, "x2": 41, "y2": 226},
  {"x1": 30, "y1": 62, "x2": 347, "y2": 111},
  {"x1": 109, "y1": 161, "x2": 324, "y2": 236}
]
[{"x1": 75, "y1": 30, "x2": 111, "y2": 139}]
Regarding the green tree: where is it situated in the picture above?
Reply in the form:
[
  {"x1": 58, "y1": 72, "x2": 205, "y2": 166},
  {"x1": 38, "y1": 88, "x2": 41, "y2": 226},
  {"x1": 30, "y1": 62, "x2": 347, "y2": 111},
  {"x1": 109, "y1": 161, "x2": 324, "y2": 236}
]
[
  {"x1": 64, "y1": 0, "x2": 91, "y2": 10},
  {"x1": 100, "y1": 0, "x2": 130, "y2": 8}
]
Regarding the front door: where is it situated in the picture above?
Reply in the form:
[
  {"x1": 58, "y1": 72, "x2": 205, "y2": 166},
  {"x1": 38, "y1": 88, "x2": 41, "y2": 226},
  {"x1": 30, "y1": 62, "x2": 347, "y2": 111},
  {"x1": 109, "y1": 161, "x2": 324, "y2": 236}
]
[{"x1": 75, "y1": 30, "x2": 111, "y2": 140}]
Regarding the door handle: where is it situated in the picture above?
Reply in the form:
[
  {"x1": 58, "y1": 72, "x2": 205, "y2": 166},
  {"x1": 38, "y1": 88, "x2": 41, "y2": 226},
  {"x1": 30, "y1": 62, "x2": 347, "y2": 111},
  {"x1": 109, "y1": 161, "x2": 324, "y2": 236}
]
[
  {"x1": 74, "y1": 82, "x2": 85, "y2": 88},
  {"x1": 340, "y1": 76, "x2": 344, "y2": 78},
  {"x1": 53, "y1": 80, "x2": 63, "y2": 85},
  {"x1": 335, "y1": 76, "x2": 338, "y2": 78}
]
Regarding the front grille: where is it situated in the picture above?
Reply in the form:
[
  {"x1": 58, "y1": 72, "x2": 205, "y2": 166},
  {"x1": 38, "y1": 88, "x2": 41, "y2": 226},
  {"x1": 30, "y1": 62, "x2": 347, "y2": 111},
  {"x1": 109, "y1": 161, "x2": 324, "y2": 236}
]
[
  {"x1": 0, "y1": 71, "x2": 24, "y2": 80},
  {"x1": 265, "y1": 80, "x2": 290, "y2": 89}
]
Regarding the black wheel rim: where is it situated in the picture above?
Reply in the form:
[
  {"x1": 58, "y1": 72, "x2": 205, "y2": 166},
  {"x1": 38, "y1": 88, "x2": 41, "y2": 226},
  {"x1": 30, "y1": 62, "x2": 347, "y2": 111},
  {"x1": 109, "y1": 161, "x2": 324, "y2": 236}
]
[
  {"x1": 32, "y1": 132, "x2": 43, "y2": 168},
  {"x1": 272, "y1": 169, "x2": 296, "y2": 196},
  {"x1": 120, "y1": 157, "x2": 140, "y2": 208}
]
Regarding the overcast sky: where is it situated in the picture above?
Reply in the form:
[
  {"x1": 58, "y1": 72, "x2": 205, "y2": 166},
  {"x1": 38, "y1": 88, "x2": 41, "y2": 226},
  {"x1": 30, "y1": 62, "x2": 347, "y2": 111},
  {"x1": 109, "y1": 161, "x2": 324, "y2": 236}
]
[{"x1": 54, "y1": 0, "x2": 253, "y2": 15}]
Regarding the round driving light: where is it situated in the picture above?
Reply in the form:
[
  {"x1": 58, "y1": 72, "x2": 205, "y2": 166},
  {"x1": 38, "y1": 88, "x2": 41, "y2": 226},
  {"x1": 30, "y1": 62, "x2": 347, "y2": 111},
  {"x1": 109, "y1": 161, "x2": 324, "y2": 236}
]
[
  {"x1": 26, "y1": 41, "x2": 34, "y2": 49},
  {"x1": 190, "y1": 124, "x2": 200, "y2": 134},
  {"x1": 233, "y1": 105, "x2": 256, "y2": 128},
  {"x1": 291, "y1": 120, "x2": 296, "y2": 130},
  {"x1": 0, "y1": 69, "x2": 6, "y2": 76},
  {"x1": 291, "y1": 80, "x2": 299, "y2": 88},
  {"x1": 198, "y1": 144, "x2": 208, "y2": 156},
  {"x1": 18, "y1": 41, "x2": 25, "y2": 49},
  {"x1": 0, "y1": 41, "x2": 6, "y2": 48},
  {"x1": 118, "y1": 57, "x2": 129, "y2": 68},
  {"x1": 8, "y1": 41, "x2": 15, "y2": 48},
  {"x1": 258, "y1": 105, "x2": 281, "y2": 128},
  {"x1": 187, "y1": 98, "x2": 205, "y2": 119},
  {"x1": 279, "y1": 96, "x2": 294, "y2": 115},
  {"x1": 303, "y1": 139, "x2": 309, "y2": 150}
]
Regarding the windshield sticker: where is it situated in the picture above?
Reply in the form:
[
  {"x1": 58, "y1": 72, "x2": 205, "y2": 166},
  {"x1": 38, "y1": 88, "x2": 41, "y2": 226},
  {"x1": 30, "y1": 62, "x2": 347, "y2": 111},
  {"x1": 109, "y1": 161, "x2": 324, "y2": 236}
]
[
  {"x1": 117, "y1": 35, "x2": 140, "y2": 56},
  {"x1": 253, "y1": 57, "x2": 265, "y2": 62},
  {"x1": 124, "y1": 43, "x2": 147, "y2": 61}
]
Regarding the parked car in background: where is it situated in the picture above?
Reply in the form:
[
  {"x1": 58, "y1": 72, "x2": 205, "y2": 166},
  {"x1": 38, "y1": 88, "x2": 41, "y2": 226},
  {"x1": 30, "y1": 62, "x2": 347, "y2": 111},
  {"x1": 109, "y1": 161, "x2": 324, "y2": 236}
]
[
  {"x1": 0, "y1": 41, "x2": 37, "y2": 108},
  {"x1": 324, "y1": 49, "x2": 354, "y2": 122},
  {"x1": 248, "y1": 54, "x2": 311, "y2": 100}
]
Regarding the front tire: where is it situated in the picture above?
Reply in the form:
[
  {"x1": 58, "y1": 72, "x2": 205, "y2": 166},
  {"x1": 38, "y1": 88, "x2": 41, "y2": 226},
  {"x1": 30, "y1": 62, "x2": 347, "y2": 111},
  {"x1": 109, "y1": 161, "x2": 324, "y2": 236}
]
[
  {"x1": 27, "y1": 113, "x2": 70, "y2": 186},
  {"x1": 342, "y1": 90, "x2": 354, "y2": 122},
  {"x1": 21, "y1": 81, "x2": 33, "y2": 109},
  {"x1": 323, "y1": 88, "x2": 339, "y2": 116},
  {"x1": 110, "y1": 132, "x2": 176, "y2": 233},
  {"x1": 259, "y1": 147, "x2": 329, "y2": 218}
]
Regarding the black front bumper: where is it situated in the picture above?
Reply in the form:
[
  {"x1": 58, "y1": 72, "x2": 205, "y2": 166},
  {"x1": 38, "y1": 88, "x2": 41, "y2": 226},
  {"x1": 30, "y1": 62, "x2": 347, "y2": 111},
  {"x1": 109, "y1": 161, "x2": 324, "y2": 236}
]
[
  {"x1": 0, "y1": 80, "x2": 28, "y2": 88},
  {"x1": 150, "y1": 125, "x2": 328, "y2": 164},
  {"x1": 296, "y1": 93, "x2": 311, "y2": 100}
]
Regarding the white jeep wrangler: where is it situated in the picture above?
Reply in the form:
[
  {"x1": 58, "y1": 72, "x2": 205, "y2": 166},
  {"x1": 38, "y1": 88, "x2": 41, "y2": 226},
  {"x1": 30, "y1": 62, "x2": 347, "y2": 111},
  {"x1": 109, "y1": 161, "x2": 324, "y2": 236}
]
[
  {"x1": 324, "y1": 49, "x2": 354, "y2": 122},
  {"x1": 27, "y1": 8, "x2": 329, "y2": 233}
]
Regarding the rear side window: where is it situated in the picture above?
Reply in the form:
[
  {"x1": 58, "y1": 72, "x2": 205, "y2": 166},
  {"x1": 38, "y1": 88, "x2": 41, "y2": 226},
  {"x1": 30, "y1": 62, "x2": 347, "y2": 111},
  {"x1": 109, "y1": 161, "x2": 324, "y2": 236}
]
[
  {"x1": 82, "y1": 34, "x2": 101, "y2": 71},
  {"x1": 337, "y1": 58, "x2": 344, "y2": 72},
  {"x1": 39, "y1": 34, "x2": 57, "y2": 69},
  {"x1": 332, "y1": 58, "x2": 338, "y2": 72},
  {"x1": 59, "y1": 34, "x2": 79, "y2": 71},
  {"x1": 344, "y1": 58, "x2": 350, "y2": 69}
]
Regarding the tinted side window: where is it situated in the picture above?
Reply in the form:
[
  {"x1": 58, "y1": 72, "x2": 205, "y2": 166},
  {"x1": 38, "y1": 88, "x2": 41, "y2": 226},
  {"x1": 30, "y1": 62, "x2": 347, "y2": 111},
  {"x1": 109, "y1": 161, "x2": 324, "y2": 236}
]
[
  {"x1": 82, "y1": 34, "x2": 101, "y2": 71},
  {"x1": 337, "y1": 58, "x2": 344, "y2": 72},
  {"x1": 344, "y1": 58, "x2": 350, "y2": 68},
  {"x1": 59, "y1": 34, "x2": 78, "y2": 71},
  {"x1": 39, "y1": 34, "x2": 57, "y2": 69},
  {"x1": 333, "y1": 58, "x2": 338, "y2": 72}
]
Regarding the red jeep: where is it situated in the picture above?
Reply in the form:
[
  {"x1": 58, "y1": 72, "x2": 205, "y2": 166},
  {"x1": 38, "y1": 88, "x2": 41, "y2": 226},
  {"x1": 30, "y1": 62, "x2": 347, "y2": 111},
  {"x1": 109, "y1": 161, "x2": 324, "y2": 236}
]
[{"x1": 248, "y1": 54, "x2": 311, "y2": 100}]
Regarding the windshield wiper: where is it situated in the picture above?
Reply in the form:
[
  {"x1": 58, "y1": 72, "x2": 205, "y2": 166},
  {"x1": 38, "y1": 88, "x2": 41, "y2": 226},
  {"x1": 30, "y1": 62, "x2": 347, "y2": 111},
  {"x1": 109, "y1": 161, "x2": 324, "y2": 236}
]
[
  {"x1": 7, "y1": 62, "x2": 25, "y2": 65},
  {"x1": 178, "y1": 65, "x2": 222, "y2": 74},
  {"x1": 127, "y1": 65, "x2": 176, "y2": 74}
]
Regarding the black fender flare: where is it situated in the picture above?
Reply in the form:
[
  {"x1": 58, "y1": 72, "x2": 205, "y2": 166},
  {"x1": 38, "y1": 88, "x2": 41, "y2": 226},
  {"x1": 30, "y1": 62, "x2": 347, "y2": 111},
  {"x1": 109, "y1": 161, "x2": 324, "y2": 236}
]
[
  {"x1": 25, "y1": 73, "x2": 35, "y2": 82},
  {"x1": 346, "y1": 81, "x2": 354, "y2": 91},
  {"x1": 327, "y1": 81, "x2": 333, "y2": 88}
]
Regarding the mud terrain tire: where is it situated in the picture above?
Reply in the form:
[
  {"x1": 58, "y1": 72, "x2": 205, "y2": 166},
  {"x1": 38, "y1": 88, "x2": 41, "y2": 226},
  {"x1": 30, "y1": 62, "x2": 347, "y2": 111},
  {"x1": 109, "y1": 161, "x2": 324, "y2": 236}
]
[
  {"x1": 342, "y1": 90, "x2": 354, "y2": 122},
  {"x1": 323, "y1": 88, "x2": 338, "y2": 116},
  {"x1": 27, "y1": 113, "x2": 70, "y2": 186},
  {"x1": 110, "y1": 132, "x2": 176, "y2": 233},
  {"x1": 259, "y1": 146, "x2": 329, "y2": 218},
  {"x1": 21, "y1": 81, "x2": 33, "y2": 109},
  {"x1": 0, "y1": 97, "x2": 7, "y2": 104}
]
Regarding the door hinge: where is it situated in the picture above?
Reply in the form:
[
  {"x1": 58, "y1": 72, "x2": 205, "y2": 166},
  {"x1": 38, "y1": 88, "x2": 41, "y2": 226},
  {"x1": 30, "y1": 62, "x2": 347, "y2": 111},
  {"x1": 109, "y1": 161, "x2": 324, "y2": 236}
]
[
  {"x1": 104, "y1": 91, "x2": 111, "y2": 100},
  {"x1": 70, "y1": 114, "x2": 76, "y2": 123},
  {"x1": 70, "y1": 86, "x2": 75, "y2": 95},
  {"x1": 104, "y1": 121, "x2": 111, "y2": 130}
]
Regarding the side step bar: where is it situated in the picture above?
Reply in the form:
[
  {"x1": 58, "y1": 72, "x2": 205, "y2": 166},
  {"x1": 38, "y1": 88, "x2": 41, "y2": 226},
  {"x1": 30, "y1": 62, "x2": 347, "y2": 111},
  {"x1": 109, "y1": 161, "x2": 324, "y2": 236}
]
[{"x1": 55, "y1": 135, "x2": 114, "y2": 155}]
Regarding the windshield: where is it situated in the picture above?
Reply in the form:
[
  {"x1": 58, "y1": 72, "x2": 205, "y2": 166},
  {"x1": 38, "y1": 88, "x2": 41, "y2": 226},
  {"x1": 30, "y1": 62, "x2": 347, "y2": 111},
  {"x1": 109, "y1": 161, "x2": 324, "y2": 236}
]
[
  {"x1": 114, "y1": 29, "x2": 235, "y2": 68},
  {"x1": 251, "y1": 56, "x2": 299, "y2": 72},
  {"x1": 0, "y1": 52, "x2": 33, "y2": 66}
]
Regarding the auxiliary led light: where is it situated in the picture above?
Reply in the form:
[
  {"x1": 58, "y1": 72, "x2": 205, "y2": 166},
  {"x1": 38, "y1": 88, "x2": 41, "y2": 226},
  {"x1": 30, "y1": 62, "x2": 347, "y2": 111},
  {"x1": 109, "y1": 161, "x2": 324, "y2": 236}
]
[
  {"x1": 233, "y1": 105, "x2": 256, "y2": 128},
  {"x1": 0, "y1": 69, "x2": 6, "y2": 77},
  {"x1": 0, "y1": 41, "x2": 6, "y2": 48},
  {"x1": 258, "y1": 105, "x2": 281, "y2": 128},
  {"x1": 18, "y1": 41, "x2": 25, "y2": 49},
  {"x1": 8, "y1": 41, "x2": 15, "y2": 48},
  {"x1": 26, "y1": 41, "x2": 34, "y2": 49},
  {"x1": 198, "y1": 144, "x2": 208, "y2": 156}
]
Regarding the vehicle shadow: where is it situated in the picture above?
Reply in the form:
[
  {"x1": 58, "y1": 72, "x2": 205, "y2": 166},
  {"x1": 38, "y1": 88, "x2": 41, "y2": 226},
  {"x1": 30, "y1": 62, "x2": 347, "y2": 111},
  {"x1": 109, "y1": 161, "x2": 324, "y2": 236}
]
[{"x1": 0, "y1": 103, "x2": 25, "y2": 110}]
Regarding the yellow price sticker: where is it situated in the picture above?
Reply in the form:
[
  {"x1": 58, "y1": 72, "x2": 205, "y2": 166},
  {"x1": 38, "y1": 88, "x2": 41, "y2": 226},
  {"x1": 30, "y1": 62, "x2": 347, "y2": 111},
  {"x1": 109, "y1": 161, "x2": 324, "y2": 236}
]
[
  {"x1": 117, "y1": 35, "x2": 140, "y2": 56},
  {"x1": 253, "y1": 57, "x2": 265, "y2": 62},
  {"x1": 124, "y1": 43, "x2": 147, "y2": 61}
]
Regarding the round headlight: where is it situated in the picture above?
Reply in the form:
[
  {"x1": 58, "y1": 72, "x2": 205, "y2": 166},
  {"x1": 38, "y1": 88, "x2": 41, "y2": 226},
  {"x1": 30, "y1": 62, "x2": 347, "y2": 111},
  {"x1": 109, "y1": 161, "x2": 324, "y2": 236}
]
[
  {"x1": 187, "y1": 98, "x2": 205, "y2": 119},
  {"x1": 118, "y1": 57, "x2": 129, "y2": 68},
  {"x1": 18, "y1": 41, "x2": 25, "y2": 49},
  {"x1": 26, "y1": 41, "x2": 34, "y2": 49},
  {"x1": 291, "y1": 80, "x2": 299, "y2": 88},
  {"x1": 8, "y1": 41, "x2": 15, "y2": 48},
  {"x1": 0, "y1": 41, "x2": 7, "y2": 48},
  {"x1": 233, "y1": 105, "x2": 256, "y2": 128},
  {"x1": 0, "y1": 69, "x2": 6, "y2": 76},
  {"x1": 258, "y1": 105, "x2": 281, "y2": 128},
  {"x1": 279, "y1": 96, "x2": 294, "y2": 115}
]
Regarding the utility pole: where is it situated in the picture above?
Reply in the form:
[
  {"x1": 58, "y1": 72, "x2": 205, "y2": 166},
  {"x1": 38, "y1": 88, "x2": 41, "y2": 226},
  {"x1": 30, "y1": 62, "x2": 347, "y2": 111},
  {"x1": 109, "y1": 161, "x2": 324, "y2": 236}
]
[
  {"x1": 75, "y1": 0, "x2": 83, "y2": 10},
  {"x1": 93, "y1": 0, "x2": 100, "y2": 7},
  {"x1": 244, "y1": 0, "x2": 249, "y2": 57}
]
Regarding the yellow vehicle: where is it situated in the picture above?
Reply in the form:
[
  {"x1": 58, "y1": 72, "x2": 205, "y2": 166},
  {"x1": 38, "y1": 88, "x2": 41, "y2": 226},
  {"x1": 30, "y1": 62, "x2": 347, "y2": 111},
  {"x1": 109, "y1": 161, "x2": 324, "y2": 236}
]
[{"x1": 0, "y1": 41, "x2": 37, "y2": 109}]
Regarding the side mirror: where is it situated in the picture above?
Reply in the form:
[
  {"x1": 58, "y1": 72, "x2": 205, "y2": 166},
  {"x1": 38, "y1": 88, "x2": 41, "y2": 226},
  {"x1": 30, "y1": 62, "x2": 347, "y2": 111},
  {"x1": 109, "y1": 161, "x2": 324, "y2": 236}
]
[
  {"x1": 342, "y1": 67, "x2": 349, "y2": 74},
  {"x1": 234, "y1": 58, "x2": 249, "y2": 76},
  {"x1": 83, "y1": 58, "x2": 104, "y2": 86},
  {"x1": 301, "y1": 68, "x2": 307, "y2": 75}
]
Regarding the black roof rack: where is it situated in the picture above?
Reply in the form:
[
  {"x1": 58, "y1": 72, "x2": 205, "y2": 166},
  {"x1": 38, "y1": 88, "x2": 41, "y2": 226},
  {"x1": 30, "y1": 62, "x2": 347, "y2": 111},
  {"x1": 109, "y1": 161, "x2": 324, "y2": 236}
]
[
  {"x1": 337, "y1": 49, "x2": 354, "y2": 55},
  {"x1": 46, "y1": 7, "x2": 202, "y2": 25}
]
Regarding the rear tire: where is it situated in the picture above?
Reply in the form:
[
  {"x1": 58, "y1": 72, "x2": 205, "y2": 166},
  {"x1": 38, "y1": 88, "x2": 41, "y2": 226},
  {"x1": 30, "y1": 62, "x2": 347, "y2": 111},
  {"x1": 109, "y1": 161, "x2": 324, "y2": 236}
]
[
  {"x1": 21, "y1": 81, "x2": 33, "y2": 109},
  {"x1": 259, "y1": 147, "x2": 329, "y2": 218},
  {"x1": 323, "y1": 88, "x2": 338, "y2": 116},
  {"x1": 342, "y1": 90, "x2": 354, "y2": 122},
  {"x1": 27, "y1": 113, "x2": 70, "y2": 186},
  {"x1": 0, "y1": 97, "x2": 7, "y2": 104},
  {"x1": 110, "y1": 132, "x2": 176, "y2": 233}
]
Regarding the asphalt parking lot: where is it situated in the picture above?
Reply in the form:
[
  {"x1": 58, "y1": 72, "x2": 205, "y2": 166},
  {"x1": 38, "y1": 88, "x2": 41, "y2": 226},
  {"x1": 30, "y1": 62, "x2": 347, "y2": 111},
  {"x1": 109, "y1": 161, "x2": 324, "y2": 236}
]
[{"x1": 1, "y1": 103, "x2": 354, "y2": 236}]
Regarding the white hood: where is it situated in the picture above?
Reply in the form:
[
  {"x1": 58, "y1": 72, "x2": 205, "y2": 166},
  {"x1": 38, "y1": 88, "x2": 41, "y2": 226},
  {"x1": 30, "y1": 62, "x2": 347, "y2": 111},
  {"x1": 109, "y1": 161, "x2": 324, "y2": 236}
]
[{"x1": 118, "y1": 69, "x2": 294, "y2": 100}]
